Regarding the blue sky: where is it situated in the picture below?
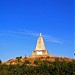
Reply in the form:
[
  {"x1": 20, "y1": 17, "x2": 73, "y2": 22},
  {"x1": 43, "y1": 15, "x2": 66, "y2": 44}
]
[{"x1": 0, "y1": 0, "x2": 74, "y2": 61}]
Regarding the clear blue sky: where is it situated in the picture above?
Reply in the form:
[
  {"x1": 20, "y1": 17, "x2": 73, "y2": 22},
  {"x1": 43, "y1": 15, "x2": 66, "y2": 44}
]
[{"x1": 0, "y1": 0, "x2": 74, "y2": 61}]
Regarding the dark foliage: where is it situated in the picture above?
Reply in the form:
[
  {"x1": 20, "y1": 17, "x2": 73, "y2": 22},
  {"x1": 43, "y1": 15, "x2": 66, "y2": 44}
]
[
  {"x1": 0, "y1": 59, "x2": 75, "y2": 75},
  {"x1": 16, "y1": 56, "x2": 22, "y2": 62},
  {"x1": 0, "y1": 60, "x2": 2, "y2": 64}
]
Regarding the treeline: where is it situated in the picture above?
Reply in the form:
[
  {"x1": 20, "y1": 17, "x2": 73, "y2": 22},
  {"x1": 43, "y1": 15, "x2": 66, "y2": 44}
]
[{"x1": 0, "y1": 59, "x2": 75, "y2": 75}]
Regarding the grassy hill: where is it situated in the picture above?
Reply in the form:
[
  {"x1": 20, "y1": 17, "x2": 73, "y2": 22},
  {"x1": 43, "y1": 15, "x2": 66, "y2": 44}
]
[
  {"x1": 3, "y1": 56, "x2": 72, "y2": 65},
  {"x1": 0, "y1": 56, "x2": 75, "y2": 75}
]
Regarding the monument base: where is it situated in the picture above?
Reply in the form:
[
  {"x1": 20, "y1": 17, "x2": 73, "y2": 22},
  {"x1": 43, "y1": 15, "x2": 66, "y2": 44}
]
[{"x1": 32, "y1": 50, "x2": 49, "y2": 56}]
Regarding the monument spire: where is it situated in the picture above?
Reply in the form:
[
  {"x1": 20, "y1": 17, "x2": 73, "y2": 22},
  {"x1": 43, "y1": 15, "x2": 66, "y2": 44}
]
[
  {"x1": 35, "y1": 33, "x2": 46, "y2": 50},
  {"x1": 40, "y1": 33, "x2": 42, "y2": 36},
  {"x1": 32, "y1": 33, "x2": 49, "y2": 56}
]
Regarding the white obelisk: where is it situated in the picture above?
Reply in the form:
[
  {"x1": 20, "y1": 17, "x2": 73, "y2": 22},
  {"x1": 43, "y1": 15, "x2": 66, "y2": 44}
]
[
  {"x1": 32, "y1": 33, "x2": 49, "y2": 56},
  {"x1": 35, "y1": 33, "x2": 46, "y2": 50}
]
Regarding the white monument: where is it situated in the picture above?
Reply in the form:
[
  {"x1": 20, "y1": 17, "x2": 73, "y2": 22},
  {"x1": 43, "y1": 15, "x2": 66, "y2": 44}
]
[{"x1": 32, "y1": 33, "x2": 49, "y2": 56}]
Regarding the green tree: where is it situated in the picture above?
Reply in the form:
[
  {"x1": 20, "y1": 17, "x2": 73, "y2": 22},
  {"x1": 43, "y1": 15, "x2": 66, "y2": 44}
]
[
  {"x1": 34, "y1": 60, "x2": 39, "y2": 65},
  {"x1": 25, "y1": 60, "x2": 30, "y2": 64},
  {"x1": 0, "y1": 59, "x2": 2, "y2": 64},
  {"x1": 16, "y1": 56, "x2": 22, "y2": 62}
]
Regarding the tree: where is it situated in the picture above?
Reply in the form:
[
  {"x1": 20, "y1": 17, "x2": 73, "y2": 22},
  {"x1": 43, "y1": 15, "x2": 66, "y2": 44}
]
[
  {"x1": 25, "y1": 60, "x2": 30, "y2": 64},
  {"x1": 34, "y1": 60, "x2": 39, "y2": 65},
  {"x1": 16, "y1": 56, "x2": 22, "y2": 62},
  {"x1": 0, "y1": 60, "x2": 2, "y2": 64}
]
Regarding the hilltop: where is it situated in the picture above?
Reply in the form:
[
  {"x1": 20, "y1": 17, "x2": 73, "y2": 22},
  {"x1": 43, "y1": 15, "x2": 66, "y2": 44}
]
[{"x1": 3, "y1": 56, "x2": 72, "y2": 65}]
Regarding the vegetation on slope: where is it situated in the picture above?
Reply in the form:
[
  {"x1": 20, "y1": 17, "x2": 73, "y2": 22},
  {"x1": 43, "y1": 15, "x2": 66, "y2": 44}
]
[{"x1": 0, "y1": 57, "x2": 75, "y2": 75}]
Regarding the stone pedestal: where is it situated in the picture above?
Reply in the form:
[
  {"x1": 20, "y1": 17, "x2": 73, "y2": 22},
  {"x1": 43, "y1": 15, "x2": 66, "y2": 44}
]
[{"x1": 32, "y1": 50, "x2": 49, "y2": 56}]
